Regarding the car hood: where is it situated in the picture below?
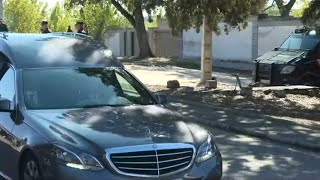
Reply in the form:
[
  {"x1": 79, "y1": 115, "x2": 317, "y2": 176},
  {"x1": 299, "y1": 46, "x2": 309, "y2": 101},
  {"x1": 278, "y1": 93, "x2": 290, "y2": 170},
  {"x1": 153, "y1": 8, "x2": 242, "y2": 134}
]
[
  {"x1": 24, "y1": 105, "x2": 208, "y2": 153},
  {"x1": 256, "y1": 50, "x2": 305, "y2": 64}
]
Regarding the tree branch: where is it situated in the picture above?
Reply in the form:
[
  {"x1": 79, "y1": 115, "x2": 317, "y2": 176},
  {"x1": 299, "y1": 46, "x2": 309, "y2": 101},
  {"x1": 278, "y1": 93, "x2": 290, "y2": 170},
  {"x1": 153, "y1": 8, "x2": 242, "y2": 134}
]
[
  {"x1": 284, "y1": 0, "x2": 296, "y2": 10},
  {"x1": 111, "y1": 0, "x2": 136, "y2": 27},
  {"x1": 263, "y1": 0, "x2": 276, "y2": 12},
  {"x1": 275, "y1": 0, "x2": 284, "y2": 9}
]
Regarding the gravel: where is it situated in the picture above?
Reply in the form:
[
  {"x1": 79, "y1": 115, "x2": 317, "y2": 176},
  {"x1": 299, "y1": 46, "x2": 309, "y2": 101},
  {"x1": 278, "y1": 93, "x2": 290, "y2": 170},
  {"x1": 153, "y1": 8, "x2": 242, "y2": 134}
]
[{"x1": 146, "y1": 84, "x2": 320, "y2": 121}]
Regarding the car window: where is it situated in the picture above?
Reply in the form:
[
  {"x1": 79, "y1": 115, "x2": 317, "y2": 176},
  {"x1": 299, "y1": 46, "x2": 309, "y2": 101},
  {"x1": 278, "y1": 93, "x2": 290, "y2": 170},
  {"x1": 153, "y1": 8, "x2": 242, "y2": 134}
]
[
  {"x1": 115, "y1": 73, "x2": 140, "y2": 98},
  {"x1": 280, "y1": 36, "x2": 320, "y2": 50},
  {"x1": 23, "y1": 68, "x2": 155, "y2": 110},
  {"x1": 0, "y1": 66, "x2": 15, "y2": 102}
]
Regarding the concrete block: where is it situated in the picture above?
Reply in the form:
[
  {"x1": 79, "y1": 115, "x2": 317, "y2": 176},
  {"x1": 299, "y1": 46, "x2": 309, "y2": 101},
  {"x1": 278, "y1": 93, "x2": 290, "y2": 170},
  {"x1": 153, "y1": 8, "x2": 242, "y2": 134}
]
[
  {"x1": 273, "y1": 90, "x2": 286, "y2": 98},
  {"x1": 167, "y1": 80, "x2": 180, "y2": 89},
  {"x1": 240, "y1": 87, "x2": 253, "y2": 96},
  {"x1": 205, "y1": 80, "x2": 217, "y2": 89}
]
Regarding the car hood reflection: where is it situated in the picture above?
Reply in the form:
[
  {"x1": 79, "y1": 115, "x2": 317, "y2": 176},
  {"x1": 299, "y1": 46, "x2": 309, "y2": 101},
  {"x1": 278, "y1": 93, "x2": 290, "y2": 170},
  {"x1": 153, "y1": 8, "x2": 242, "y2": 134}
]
[{"x1": 25, "y1": 105, "x2": 208, "y2": 151}]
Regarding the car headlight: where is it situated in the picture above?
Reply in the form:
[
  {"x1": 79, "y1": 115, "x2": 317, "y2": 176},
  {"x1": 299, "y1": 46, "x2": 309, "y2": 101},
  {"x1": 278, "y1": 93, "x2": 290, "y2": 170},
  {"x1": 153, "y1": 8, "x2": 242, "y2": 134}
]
[
  {"x1": 196, "y1": 134, "x2": 217, "y2": 163},
  {"x1": 52, "y1": 145, "x2": 104, "y2": 171},
  {"x1": 280, "y1": 66, "x2": 296, "y2": 74}
]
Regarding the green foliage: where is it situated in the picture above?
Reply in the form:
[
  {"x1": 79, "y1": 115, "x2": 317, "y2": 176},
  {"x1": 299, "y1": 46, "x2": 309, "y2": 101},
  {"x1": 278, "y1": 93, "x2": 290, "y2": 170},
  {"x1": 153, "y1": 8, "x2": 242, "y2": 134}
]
[
  {"x1": 51, "y1": 0, "x2": 130, "y2": 40},
  {"x1": 166, "y1": 0, "x2": 267, "y2": 35},
  {"x1": 292, "y1": 0, "x2": 310, "y2": 17},
  {"x1": 50, "y1": 2, "x2": 79, "y2": 32},
  {"x1": 302, "y1": 0, "x2": 320, "y2": 26},
  {"x1": 4, "y1": 0, "x2": 44, "y2": 33},
  {"x1": 83, "y1": 1, "x2": 115, "y2": 40},
  {"x1": 83, "y1": 1, "x2": 131, "y2": 40}
]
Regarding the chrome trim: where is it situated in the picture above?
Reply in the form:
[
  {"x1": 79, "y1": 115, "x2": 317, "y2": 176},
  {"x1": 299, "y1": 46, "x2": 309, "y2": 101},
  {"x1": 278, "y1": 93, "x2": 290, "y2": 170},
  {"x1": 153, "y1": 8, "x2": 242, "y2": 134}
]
[
  {"x1": 0, "y1": 171, "x2": 12, "y2": 180},
  {"x1": 159, "y1": 161, "x2": 189, "y2": 170},
  {"x1": 106, "y1": 143, "x2": 196, "y2": 178},
  {"x1": 159, "y1": 156, "x2": 192, "y2": 164},
  {"x1": 112, "y1": 154, "x2": 156, "y2": 158}
]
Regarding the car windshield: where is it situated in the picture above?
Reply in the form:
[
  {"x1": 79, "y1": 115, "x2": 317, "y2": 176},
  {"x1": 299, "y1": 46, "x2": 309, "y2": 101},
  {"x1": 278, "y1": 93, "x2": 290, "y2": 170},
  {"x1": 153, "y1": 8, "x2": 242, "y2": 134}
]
[
  {"x1": 22, "y1": 68, "x2": 155, "y2": 110},
  {"x1": 279, "y1": 35, "x2": 320, "y2": 51}
]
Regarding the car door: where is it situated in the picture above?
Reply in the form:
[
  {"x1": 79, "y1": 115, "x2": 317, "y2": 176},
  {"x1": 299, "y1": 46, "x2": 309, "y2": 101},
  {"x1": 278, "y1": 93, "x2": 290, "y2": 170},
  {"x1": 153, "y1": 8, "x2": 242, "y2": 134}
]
[{"x1": 0, "y1": 64, "x2": 16, "y2": 179}]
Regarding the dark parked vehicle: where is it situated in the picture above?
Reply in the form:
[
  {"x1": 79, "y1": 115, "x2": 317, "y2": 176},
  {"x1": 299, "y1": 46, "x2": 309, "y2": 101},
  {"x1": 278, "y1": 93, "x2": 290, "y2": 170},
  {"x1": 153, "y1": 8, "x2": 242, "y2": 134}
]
[
  {"x1": 254, "y1": 30, "x2": 320, "y2": 86},
  {"x1": 0, "y1": 33, "x2": 222, "y2": 180}
]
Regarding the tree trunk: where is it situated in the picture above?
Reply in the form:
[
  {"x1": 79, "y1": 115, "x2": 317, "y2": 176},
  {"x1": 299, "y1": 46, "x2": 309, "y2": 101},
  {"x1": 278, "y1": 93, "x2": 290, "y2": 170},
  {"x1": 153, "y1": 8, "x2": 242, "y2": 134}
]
[
  {"x1": 80, "y1": 8, "x2": 85, "y2": 20},
  {"x1": 275, "y1": 0, "x2": 296, "y2": 17},
  {"x1": 133, "y1": 0, "x2": 153, "y2": 59},
  {"x1": 200, "y1": 15, "x2": 213, "y2": 83},
  {"x1": 0, "y1": 0, "x2": 3, "y2": 19},
  {"x1": 280, "y1": 8, "x2": 291, "y2": 17}
]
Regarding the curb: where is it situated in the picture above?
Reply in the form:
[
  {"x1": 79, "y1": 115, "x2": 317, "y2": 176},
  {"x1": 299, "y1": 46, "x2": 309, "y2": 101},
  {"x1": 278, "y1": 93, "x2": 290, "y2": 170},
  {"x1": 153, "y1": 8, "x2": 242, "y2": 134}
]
[
  {"x1": 170, "y1": 98, "x2": 320, "y2": 152},
  {"x1": 192, "y1": 117, "x2": 320, "y2": 152}
]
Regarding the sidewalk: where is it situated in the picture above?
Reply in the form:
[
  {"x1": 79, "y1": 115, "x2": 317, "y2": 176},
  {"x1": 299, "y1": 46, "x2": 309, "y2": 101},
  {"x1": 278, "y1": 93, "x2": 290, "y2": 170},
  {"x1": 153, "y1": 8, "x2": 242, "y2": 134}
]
[
  {"x1": 167, "y1": 98, "x2": 320, "y2": 152},
  {"x1": 125, "y1": 64, "x2": 252, "y2": 88}
]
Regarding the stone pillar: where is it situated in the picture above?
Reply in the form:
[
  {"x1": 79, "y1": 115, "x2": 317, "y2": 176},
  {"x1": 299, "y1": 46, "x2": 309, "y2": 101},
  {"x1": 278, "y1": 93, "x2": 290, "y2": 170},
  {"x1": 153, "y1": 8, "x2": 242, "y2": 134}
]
[
  {"x1": 251, "y1": 17, "x2": 259, "y2": 60},
  {"x1": 200, "y1": 16, "x2": 213, "y2": 83}
]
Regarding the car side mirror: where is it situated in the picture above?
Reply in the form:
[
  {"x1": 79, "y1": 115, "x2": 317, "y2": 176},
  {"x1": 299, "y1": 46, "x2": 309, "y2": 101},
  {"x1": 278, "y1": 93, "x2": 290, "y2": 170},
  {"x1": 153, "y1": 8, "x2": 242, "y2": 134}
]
[
  {"x1": 0, "y1": 98, "x2": 12, "y2": 112},
  {"x1": 274, "y1": 47, "x2": 279, "y2": 51},
  {"x1": 155, "y1": 94, "x2": 168, "y2": 105}
]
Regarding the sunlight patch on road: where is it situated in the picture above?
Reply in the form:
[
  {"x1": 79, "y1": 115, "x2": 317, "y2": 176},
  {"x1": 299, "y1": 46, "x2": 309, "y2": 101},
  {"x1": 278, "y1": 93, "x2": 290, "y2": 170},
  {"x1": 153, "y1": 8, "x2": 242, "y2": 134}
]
[
  {"x1": 169, "y1": 102, "x2": 190, "y2": 108},
  {"x1": 242, "y1": 155, "x2": 275, "y2": 172},
  {"x1": 229, "y1": 135, "x2": 261, "y2": 145},
  {"x1": 265, "y1": 115, "x2": 320, "y2": 127}
]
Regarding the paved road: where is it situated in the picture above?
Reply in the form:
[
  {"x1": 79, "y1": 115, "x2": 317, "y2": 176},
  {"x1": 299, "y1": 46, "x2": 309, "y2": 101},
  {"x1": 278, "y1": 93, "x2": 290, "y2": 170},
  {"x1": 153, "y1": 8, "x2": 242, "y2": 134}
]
[
  {"x1": 166, "y1": 101, "x2": 320, "y2": 180},
  {"x1": 125, "y1": 65, "x2": 252, "y2": 87},
  {"x1": 209, "y1": 127, "x2": 320, "y2": 180}
]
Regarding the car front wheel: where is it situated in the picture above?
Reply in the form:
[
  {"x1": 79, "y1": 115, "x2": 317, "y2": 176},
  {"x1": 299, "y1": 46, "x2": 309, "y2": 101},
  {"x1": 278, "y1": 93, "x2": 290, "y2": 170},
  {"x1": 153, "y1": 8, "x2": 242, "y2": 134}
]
[{"x1": 20, "y1": 154, "x2": 42, "y2": 180}]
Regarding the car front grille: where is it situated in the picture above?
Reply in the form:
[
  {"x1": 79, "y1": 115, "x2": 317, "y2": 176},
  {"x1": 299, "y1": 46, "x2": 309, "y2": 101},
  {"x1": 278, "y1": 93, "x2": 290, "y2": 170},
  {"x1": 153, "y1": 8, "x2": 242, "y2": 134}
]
[
  {"x1": 106, "y1": 144, "x2": 195, "y2": 177},
  {"x1": 258, "y1": 63, "x2": 272, "y2": 80}
]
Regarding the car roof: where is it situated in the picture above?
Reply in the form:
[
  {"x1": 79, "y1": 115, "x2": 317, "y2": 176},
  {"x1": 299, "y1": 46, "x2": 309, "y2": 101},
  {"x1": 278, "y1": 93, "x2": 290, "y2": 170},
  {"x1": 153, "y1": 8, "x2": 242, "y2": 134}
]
[
  {"x1": 290, "y1": 34, "x2": 320, "y2": 39},
  {"x1": 0, "y1": 33, "x2": 123, "y2": 69}
]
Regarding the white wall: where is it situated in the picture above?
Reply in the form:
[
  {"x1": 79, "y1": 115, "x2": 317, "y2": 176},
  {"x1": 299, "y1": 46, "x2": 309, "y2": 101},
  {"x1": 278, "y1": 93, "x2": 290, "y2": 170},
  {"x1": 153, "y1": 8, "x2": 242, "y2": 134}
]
[
  {"x1": 258, "y1": 26, "x2": 301, "y2": 56},
  {"x1": 183, "y1": 22, "x2": 253, "y2": 62},
  {"x1": 105, "y1": 31, "x2": 121, "y2": 56}
]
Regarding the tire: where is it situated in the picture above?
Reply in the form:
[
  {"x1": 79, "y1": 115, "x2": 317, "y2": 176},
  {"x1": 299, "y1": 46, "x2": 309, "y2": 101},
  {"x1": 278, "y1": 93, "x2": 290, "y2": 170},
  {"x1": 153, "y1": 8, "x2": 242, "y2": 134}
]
[
  {"x1": 20, "y1": 153, "x2": 43, "y2": 180},
  {"x1": 302, "y1": 76, "x2": 319, "y2": 87}
]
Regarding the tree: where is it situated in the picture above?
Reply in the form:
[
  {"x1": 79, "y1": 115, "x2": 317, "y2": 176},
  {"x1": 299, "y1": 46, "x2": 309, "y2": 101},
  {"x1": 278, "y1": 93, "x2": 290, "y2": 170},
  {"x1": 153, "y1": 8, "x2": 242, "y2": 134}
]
[
  {"x1": 109, "y1": 0, "x2": 165, "y2": 58},
  {"x1": 166, "y1": 0, "x2": 266, "y2": 83},
  {"x1": 66, "y1": 0, "x2": 130, "y2": 41},
  {"x1": 0, "y1": 0, "x2": 3, "y2": 18},
  {"x1": 274, "y1": 0, "x2": 297, "y2": 17},
  {"x1": 49, "y1": 2, "x2": 79, "y2": 32},
  {"x1": 84, "y1": 1, "x2": 130, "y2": 41},
  {"x1": 69, "y1": 0, "x2": 164, "y2": 58},
  {"x1": 302, "y1": 0, "x2": 320, "y2": 26},
  {"x1": 4, "y1": 0, "x2": 44, "y2": 33},
  {"x1": 292, "y1": 0, "x2": 309, "y2": 17}
]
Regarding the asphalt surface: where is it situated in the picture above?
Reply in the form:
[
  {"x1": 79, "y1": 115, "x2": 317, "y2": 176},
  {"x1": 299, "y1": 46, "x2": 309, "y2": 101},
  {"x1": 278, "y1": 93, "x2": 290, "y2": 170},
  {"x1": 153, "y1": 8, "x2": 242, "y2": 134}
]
[
  {"x1": 209, "y1": 127, "x2": 320, "y2": 180},
  {"x1": 166, "y1": 101, "x2": 320, "y2": 180}
]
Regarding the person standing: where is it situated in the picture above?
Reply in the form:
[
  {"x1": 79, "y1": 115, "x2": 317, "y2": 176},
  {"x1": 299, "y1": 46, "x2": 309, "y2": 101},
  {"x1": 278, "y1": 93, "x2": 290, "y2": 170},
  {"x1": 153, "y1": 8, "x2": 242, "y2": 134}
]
[
  {"x1": 75, "y1": 21, "x2": 87, "y2": 35},
  {"x1": 0, "y1": 19, "x2": 8, "y2": 32},
  {"x1": 40, "y1": 21, "x2": 51, "y2": 34},
  {"x1": 67, "y1": 25, "x2": 73, "y2": 32}
]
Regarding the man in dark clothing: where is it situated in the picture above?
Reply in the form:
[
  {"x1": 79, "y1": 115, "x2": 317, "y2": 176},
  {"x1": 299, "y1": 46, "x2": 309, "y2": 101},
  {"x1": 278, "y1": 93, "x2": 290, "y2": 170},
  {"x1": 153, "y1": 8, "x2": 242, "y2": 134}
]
[
  {"x1": 67, "y1": 26, "x2": 73, "y2": 32},
  {"x1": 41, "y1": 21, "x2": 51, "y2": 34},
  {"x1": 75, "y1": 21, "x2": 87, "y2": 35},
  {"x1": 0, "y1": 19, "x2": 9, "y2": 32}
]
